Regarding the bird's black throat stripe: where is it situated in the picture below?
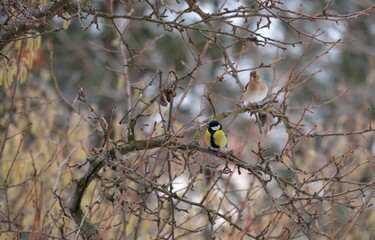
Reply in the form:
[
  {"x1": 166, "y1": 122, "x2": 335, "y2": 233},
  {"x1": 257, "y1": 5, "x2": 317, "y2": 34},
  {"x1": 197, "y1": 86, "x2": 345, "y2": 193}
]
[{"x1": 209, "y1": 128, "x2": 220, "y2": 148}]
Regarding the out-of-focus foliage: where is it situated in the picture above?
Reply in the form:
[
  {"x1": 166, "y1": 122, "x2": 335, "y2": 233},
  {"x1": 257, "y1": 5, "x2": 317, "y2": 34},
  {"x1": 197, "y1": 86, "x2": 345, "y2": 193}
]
[{"x1": 1, "y1": 0, "x2": 374, "y2": 239}]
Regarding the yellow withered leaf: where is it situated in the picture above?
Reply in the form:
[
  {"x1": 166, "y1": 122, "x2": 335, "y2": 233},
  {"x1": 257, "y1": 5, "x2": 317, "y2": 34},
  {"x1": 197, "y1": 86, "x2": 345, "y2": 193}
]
[
  {"x1": 63, "y1": 19, "x2": 71, "y2": 29},
  {"x1": 0, "y1": 69, "x2": 4, "y2": 86},
  {"x1": 26, "y1": 52, "x2": 34, "y2": 69},
  {"x1": 5, "y1": 68, "x2": 15, "y2": 87},
  {"x1": 25, "y1": 37, "x2": 33, "y2": 51},
  {"x1": 19, "y1": 66, "x2": 27, "y2": 83},
  {"x1": 34, "y1": 35, "x2": 41, "y2": 50},
  {"x1": 62, "y1": 13, "x2": 72, "y2": 30},
  {"x1": 15, "y1": 40, "x2": 22, "y2": 50}
]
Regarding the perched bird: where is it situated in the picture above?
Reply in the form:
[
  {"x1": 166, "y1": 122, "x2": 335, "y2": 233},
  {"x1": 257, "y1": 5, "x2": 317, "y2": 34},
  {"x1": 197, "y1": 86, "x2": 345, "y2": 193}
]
[
  {"x1": 205, "y1": 120, "x2": 228, "y2": 151},
  {"x1": 242, "y1": 71, "x2": 268, "y2": 105}
]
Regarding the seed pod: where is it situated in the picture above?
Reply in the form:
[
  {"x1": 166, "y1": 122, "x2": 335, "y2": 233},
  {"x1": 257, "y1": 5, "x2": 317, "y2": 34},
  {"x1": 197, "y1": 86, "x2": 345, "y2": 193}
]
[
  {"x1": 165, "y1": 87, "x2": 176, "y2": 103},
  {"x1": 159, "y1": 89, "x2": 168, "y2": 106},
  {"x1": 159, "y1": 87, "x2": 176, "y2": 106}
]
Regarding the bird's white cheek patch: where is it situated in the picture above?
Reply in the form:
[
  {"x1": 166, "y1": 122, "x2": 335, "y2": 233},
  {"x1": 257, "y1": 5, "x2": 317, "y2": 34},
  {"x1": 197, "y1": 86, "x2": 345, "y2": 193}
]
[{"x1": 211, "y1": 126, "x2": 220, "y2": 131}]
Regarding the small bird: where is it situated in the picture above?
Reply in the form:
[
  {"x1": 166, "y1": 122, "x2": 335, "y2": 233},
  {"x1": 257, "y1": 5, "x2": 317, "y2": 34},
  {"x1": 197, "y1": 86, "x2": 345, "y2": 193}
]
[
  {"x1": 242, "y1": 71, "x2": 268, "y2": 105},
  {"x1": 205, "y1": 120, "x2": 228, "y2": 151}
]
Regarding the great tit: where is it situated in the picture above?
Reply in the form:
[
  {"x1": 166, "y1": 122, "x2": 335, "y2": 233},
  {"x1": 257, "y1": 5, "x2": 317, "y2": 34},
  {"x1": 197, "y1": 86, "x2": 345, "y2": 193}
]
[
  {"x1": 205, "y1": 120, "x2": 228, "y2": 151},
  {"x1": 242, "y1": 71, "x2": 268, "y2": 105}
]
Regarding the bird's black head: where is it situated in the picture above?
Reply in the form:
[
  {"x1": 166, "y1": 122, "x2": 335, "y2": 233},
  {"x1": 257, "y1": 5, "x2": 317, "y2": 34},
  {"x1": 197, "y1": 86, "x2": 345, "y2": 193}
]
[{"x1": 208, "y1": 120, "x2": 222, "y2": 132}]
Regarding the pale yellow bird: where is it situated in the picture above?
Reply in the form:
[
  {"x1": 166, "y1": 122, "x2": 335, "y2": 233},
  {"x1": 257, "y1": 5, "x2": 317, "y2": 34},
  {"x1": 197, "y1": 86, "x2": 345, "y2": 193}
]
[{"x1": 242, "y1": 71, "x2": 268, "y2": 105}]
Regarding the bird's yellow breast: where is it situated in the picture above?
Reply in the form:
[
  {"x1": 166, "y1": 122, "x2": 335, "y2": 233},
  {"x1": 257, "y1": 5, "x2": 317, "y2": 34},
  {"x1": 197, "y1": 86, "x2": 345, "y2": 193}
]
[
  {"x1": 205, "y1": 129, "x2": 227, "y2": 148},
  {"x1": 212, "y1": 130, "x2": 227, "y2": 148}
]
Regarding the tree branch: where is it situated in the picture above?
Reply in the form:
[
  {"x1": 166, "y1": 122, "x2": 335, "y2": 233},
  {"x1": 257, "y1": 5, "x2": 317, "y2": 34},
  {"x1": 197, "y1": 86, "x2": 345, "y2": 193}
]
[{"x1": 0, "y1": 0, "x2": 76, "y2": 51}]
